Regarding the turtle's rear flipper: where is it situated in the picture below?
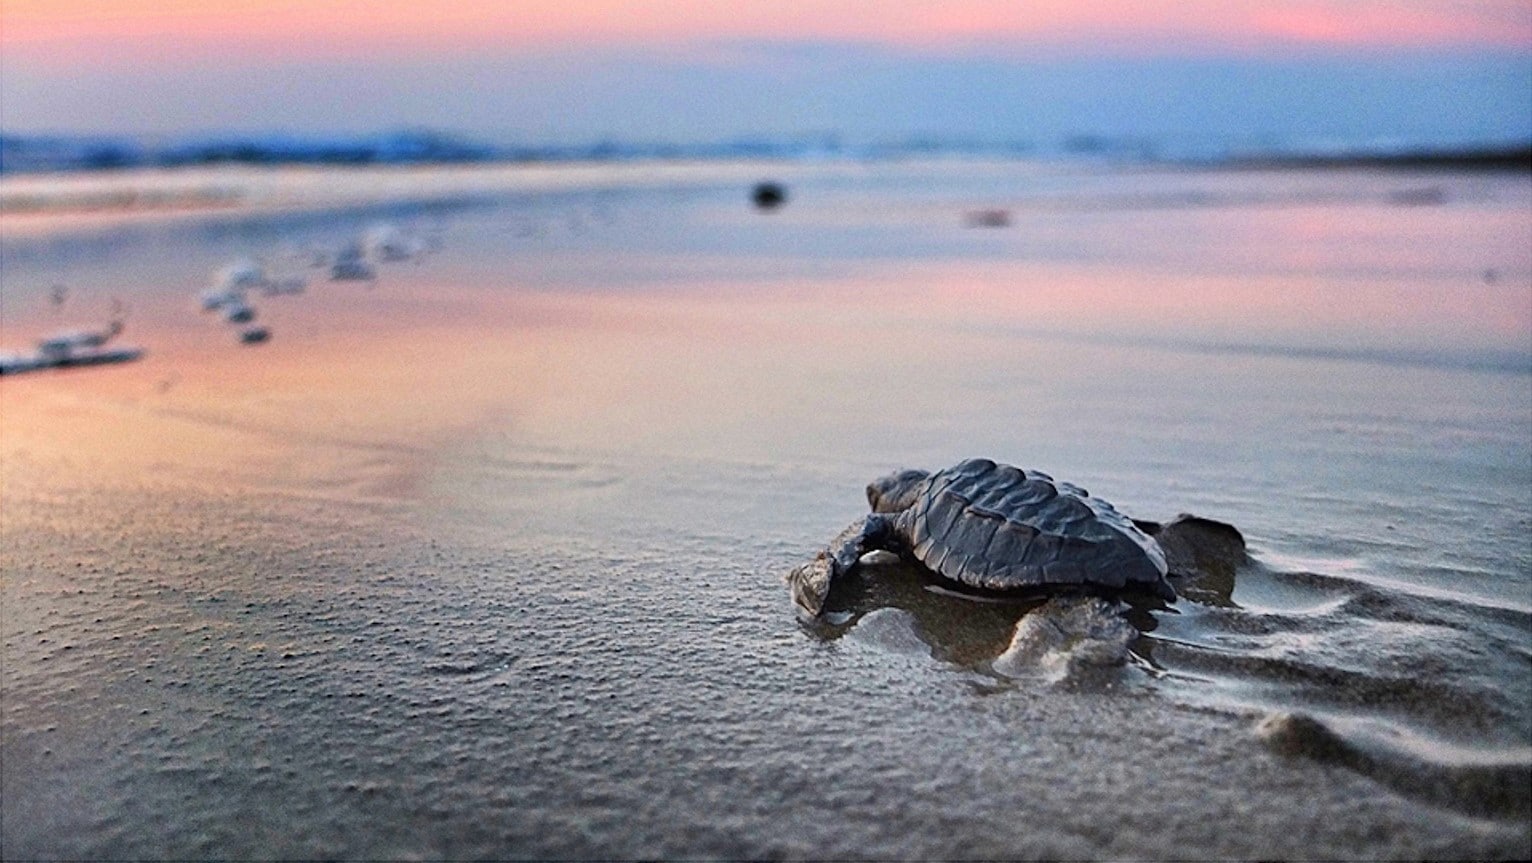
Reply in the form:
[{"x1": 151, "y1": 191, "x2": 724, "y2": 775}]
[
  {"x1": 1158, "y1": 514, "x2": 1246, "y2": 581},
  {"x1": 786, "y1": 514, "x2": 893, "y2": 617}
]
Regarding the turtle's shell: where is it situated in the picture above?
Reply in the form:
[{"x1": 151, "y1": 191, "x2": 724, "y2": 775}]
[{"x1": 896, "y1": 458, "x2": 1169, "y2": 596}]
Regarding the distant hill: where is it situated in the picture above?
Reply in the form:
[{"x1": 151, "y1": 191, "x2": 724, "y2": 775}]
[
  {"x1": 2, "y1": 129, "x2": 1528, "y2": 175},
  {"x1": 0, "y1": 130, "x2": 496, "y2": 174}
]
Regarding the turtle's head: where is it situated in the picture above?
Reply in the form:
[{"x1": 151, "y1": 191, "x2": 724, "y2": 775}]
[{"x1": 867, "y1": 468, "x2": 930, "y2": 514}]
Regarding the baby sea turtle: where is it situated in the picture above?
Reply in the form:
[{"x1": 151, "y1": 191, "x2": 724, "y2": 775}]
[{"x1": 787, "y1": 458, "x2": 1242, "y2": 616}]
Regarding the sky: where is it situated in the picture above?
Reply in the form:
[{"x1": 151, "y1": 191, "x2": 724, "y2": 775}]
[{"x1": 2, "y1": 1, "x2": 1530, "y2": 151}]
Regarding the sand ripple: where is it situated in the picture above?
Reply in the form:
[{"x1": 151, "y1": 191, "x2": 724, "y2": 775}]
[{"x1": 802, "y1": 545, "x2": 1530, "y2": 821}]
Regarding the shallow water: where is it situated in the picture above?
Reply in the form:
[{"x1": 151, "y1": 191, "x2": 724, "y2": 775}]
[{"x1": 2, "y1": 160, "x2": 1530, "y2": 859}]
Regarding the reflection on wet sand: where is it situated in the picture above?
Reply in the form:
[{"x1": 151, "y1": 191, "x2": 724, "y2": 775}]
[
  {"x1": 804, "y1": 525, "x2": 1239, "y2": 681},
  {"x1": 813, "y1": 559, "x2": 1044, "y2": 667}
]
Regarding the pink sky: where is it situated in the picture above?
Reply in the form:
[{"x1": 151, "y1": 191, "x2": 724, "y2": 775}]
[
  {"x1": 4, "y1": 0, "x2": 1527, "y2": 140},
  {"x1": 5, "y1": 0, "x2": 1531, "y2": 63}
]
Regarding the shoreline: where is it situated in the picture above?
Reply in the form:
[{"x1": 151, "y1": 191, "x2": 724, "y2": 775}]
[
  {"x1": 0, "y1": 157, "x2": 854, "y2": 230},
  {"x1": 4, "y1": 146, "x2": 1528, "y2": 228},
  {"x1": 1219, "y1": 144, "x2": 1532, "y2": 172}
]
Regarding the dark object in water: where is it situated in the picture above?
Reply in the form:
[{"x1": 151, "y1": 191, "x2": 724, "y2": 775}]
[
  {"x1": 37, "y1": 309, "x2": 125, "y2": 357},
  {"x1": 787, "y1": 458, "x2": 1245, "y2": 617},
  {"x1": 364, "y1": 222, "x2": 423, "y2": 262},
  {"x1": 50, "y1": 347, "x2": 144, "y2": 368},
  {"x1": 1387, "y1": 187, "x2": 1447, "y2": 206},
  {"x1": 752, "y1": 182, "x2": 786, "y2": 210},
  {"x1": 238, "y1": 326, "x2": 271, "y2": 345},
  {"x1": 330, "y1": 243, "x2": 377, "y2": 281},
  {"x1": 965, "y1": 209, "x2": 1011, "y2": 228},
  {"x1": 1, "y1": 346, "x2": 145, "y2": 375},
  {"x1": 2, "y1": 307, "x2": 146, "y2": 375},
  {"x1": 330, "y1": 260, "x2": 376, "y2": 281},
  {"x1": 222, "y1": 302, "x2": 256, "y2": 324},
  {"x1": 260, "y1": 276, "x2": 307, "y2": 296}
]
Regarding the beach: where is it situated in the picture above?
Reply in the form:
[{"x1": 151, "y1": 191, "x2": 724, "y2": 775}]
[{"x1": 2, "y1": 158, "x2": 1529, "y2": 859}]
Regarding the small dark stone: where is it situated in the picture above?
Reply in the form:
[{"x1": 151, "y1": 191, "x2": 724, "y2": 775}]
[
  {"x1": 223, "y1": 304, "x2": 255, "y2": 324},
  {"x1": 751, "y1": 182, "x2": 786, "y2": 210},
  {"x1": 964, "y1": 209, "x2": 1011, "y2": 228}
]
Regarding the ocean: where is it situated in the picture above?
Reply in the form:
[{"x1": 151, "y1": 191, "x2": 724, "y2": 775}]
[{"x1": 2, "y1": 157, "x2": 1529, "y2": 859}]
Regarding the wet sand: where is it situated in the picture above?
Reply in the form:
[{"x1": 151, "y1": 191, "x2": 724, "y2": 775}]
[{"x1": 3, "y1": 160, "x2": 1530, "y2": 859}]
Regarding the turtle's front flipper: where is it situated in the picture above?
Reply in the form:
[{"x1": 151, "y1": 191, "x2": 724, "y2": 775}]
[{"x1": 786, "y1": 514, "x2": 893, "y2": 617}]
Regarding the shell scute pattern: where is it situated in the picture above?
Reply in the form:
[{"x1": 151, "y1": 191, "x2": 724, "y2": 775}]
[
  {"x1": 925, "y1": 489, "x2": 969, "y2": 543},
  {"x1": 939, "y1": 551, "x2": 970, "y2": 582},
  {"x1": 928, "y1": 543, "x2": 955, "y2": 577},
  {"x1": 903, "y1": 458, "x2": 1165, "y2": 592},
  {"x1": 1042, "y1": 561, "x2": 1087, "y2": 584},
  {"x1": 1056, "y1": 480, "x2": 1089, "y2": 498},
  {"x1": 908, "y1": 510, "x2": 931, "y2": 549},
  {"x1": 987, "y1": 520, "x2": 1037, "y2": 565}
]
